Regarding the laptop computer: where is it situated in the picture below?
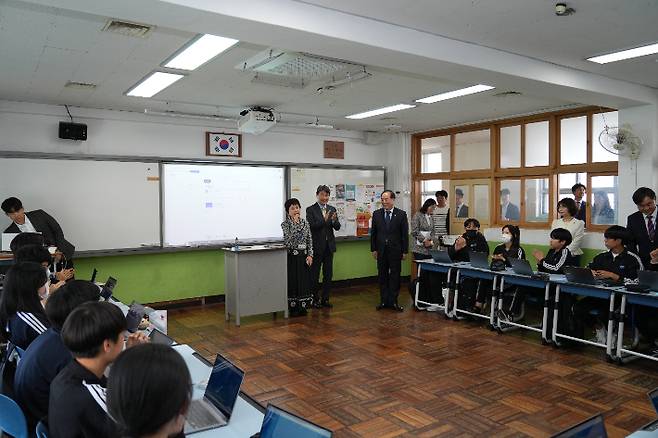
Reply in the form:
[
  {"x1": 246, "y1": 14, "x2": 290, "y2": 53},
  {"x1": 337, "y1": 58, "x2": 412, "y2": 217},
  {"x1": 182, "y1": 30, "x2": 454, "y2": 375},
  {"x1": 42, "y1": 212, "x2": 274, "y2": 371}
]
[
  {"x1": 148, "y1": 328, "x2": 175, "y2": 346},
  {"x1": 185, "y1": 353, "x2": 245, "y2": 435},
  {"x1": 1, "y1": 233, "x2": 19, "y2": 252},
  {"x1": 510, "y1": 258, "x2": 535, "y2": 276},
  {"x1": 469, "y1": 251, "x2": 489, "y2": 269},
  {"x1": 638, "y1": 271, "x2": 658, "y2": 292},
  {"x1": 564, "y1": 267, "x2": 619, "y2": 287},
  {"x1": 550, "y1": 414, "x2": 607, "y2": 438},
  {"x1": 100, "y1": 276, "x2": 117, "y2": 301},
  {"x1": 429, "y1": 249, "x2": 453, "y2": 263},
  {"x1": 258, "y1": 404, "x2": 332, "y2": 438},
  {"x1": 641, "y1": 388, "x2": 658, "y2": 432}
]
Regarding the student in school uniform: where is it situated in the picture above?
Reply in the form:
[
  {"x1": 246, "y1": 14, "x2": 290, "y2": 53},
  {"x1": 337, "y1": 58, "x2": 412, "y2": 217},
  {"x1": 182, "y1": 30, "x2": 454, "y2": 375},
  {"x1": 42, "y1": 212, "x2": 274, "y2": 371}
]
[
  {"x1": 449, "y1": 218, "x2": 489, "y2": 311},
  {"x1": 48, "y1": 301, "x2": 148, "y2": 438},
  {"x1": 13, "y1": 280, "x2": 101, "y2": 429},
  {"x1": 532, "y1": 228, "x2": 573, "y2": 275},
  {"x1": 0, "y1": 262, "x2": 50, "y2": 350},
  {"x1": 492, "y1": 225, "x2": 527, "y2": 318},
  {"x1": 574, "y1": 225, "x2": 643, "y2": 344},
  {"x1": 14, "y1": 244, "x2": 68, "y2": 292},
  {"x1": 107, "y1": 344, "x2": 192, "y2": 438}
]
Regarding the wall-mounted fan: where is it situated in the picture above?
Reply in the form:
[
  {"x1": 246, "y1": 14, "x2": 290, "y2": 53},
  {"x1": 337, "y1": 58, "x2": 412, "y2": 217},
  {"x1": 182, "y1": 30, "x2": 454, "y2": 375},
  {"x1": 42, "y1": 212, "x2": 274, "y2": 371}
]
[{"x1": 598, "y1": 123, "x2": 642, "y2": 159}]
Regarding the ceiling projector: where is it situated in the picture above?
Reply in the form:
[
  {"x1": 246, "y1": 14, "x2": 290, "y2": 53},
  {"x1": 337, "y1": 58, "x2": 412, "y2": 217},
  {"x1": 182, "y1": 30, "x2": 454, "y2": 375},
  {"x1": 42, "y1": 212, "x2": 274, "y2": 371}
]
[{"x1": 238, "y1": 107, "x2": 276, "y2": 135}]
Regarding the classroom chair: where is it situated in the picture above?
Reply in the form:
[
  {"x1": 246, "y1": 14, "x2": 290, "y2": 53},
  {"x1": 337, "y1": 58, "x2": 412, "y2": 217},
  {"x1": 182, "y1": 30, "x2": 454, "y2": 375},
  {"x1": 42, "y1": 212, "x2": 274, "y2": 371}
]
[{"x1": 0, "y1": 394, "x2": 28, "y2": 438}]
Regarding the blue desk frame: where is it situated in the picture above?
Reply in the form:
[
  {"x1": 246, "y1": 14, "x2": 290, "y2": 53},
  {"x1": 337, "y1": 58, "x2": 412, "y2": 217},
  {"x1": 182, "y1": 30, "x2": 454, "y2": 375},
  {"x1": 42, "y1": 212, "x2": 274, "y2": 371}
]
[{"x1": 616, "y1": 290, "x2": 658, "y2": 365}]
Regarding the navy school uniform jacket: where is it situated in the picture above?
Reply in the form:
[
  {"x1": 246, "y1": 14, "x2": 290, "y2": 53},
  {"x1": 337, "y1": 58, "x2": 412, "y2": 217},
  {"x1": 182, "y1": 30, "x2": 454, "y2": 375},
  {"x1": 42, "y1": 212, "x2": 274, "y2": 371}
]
[
  {"x1": 537, "y1": 247, "x2": 572, "y2": 274},
  {"x1": 493, "y1": 244, "x2": 526, "y2": 267},
  {"x1": 14, "y1": 327, "x2": 72, "y2": 423},
  {"x1": 588, "y1": 249, "x2": 643, "y2": 281},
  {"x1": 449, "y1": 232, "x2": 489, "y2": 262},
  {"x1": 6, "y1": 311, "x2": 50, "y2": 350},
  {"x1": 48, "y1": 360, "x2": 115, "y2": 438}
]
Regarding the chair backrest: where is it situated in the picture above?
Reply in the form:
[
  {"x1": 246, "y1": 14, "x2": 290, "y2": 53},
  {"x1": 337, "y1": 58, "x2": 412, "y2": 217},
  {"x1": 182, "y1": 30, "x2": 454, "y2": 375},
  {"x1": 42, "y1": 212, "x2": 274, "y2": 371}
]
[
  {"x1": 36, "y1": 420, "x2": 49, "y2": 438},
  {"x1": 0, "y1": 394, "x2": 28, "y2": 438}
]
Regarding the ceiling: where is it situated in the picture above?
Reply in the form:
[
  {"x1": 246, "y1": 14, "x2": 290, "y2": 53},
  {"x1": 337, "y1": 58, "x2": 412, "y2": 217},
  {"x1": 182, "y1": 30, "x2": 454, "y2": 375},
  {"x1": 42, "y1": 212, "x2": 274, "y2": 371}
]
[{"x1": 0, "y1": 0, "x2": 654, "y2": 133}]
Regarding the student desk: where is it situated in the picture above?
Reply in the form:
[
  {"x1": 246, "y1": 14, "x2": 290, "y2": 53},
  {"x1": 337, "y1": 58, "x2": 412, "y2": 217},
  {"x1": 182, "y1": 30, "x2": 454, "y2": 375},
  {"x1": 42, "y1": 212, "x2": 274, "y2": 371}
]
[
  {"x1": 495, "y1": 271, "x2": 559, "y2": 344},
  {"x1": 552, "y1": 281, "x2": 621, "y2": 360},
  {"x1": 616, "y1": 289, "x2": 658, "y2": 365},
  {"x1": 173, "y1": 344, "x2": 265, "y2": 437},
  {"x1": 415, "y1": 260, "x2": 465, "y2": 316},
  {"x1": 451, "y1": 263, "x2": 500, "y2": 326}
]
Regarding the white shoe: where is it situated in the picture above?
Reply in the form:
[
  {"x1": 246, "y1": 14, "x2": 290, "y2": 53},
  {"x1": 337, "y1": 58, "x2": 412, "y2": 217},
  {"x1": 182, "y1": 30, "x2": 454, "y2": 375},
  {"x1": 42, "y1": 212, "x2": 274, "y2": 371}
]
[
  {"x1": 426, "y1": 305, "x2": 440, "y2": 312},
  {"x1": 595, "y1": 327, "x2": 607, "y2": 345}
]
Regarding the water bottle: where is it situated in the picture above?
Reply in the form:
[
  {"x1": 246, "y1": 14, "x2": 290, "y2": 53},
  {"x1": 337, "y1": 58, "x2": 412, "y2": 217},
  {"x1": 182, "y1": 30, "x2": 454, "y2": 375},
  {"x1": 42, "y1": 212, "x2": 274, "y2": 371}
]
[{"x1": 234, "y1": 237, "x2": 239, "y2": 251}]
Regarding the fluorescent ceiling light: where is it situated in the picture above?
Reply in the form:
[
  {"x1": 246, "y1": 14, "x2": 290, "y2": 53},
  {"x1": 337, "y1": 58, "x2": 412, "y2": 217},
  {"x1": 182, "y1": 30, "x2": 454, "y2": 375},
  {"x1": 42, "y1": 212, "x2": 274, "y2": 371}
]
[
  {"x1": 587, "y1": 42, "x2": 658, "y2": 64},
  {"x1": 165, "y1": 34, "x2": 239, "y2": 70},
  {"x1": 346, "y1": 104, "x2": 415, "y2": 120},
  {"x1": 127, "y1": 72, "x2": 184, "y2": 98},
  {"x1": 416, "y1": 84, "x2": 495, "y2": 104}
]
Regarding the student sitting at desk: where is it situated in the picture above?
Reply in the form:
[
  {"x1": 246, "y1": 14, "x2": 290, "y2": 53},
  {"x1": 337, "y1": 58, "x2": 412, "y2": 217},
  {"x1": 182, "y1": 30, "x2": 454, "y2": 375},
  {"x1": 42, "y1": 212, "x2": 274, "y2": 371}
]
[
  {"x1": 449, "y1": 218, "x2": 489, "y2": 311},
  {"x1": 49, "y1": 301, "x2": 148, "y2": 438},
  {"x1": 9, "y1": 231, "x2": 44, "y2": 254},
  {"x1": 107, "y1": 343, "x2": 191, "y2": 438},
  {"x1": 574, "y1": 225, "x2": 643, "y2": 344},
  {"x1": 491, "y1": 225, "x2": 527, "y2": 316},
  {"x1": 532, "y1": 228, "x2": 573, "y2": 275},
  {"x1": 0, "y1": 261, "x2": 50, "y2": 350},
  {"x1": 13, "y1": 280, "x2": 100, "y2": 429},
  {"x1": 15, "y1": 244, "x2": 71, "y2": 293}
]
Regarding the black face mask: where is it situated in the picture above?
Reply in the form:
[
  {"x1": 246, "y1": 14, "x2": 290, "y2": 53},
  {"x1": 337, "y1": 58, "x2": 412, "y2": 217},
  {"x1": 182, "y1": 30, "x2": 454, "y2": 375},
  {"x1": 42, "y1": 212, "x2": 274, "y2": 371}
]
[{"x1": 465, "y1": 230, "x2": 478, "y2": 240}]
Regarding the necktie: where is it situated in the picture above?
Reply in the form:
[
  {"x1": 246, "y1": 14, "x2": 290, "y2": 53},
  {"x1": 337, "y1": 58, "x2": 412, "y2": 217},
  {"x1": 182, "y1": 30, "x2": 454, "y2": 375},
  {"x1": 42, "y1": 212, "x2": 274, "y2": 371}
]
[
  {"x1": 648, "y1": 215, "x2": 655, "y2": 241},
  {"x1": 385, "y1": 210, "x2": 391, "y2": 225}
]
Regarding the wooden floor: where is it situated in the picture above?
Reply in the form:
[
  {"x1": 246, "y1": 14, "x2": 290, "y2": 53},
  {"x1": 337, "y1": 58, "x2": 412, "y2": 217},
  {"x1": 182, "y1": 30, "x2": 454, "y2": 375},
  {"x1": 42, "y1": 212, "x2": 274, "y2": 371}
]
[{"x1": 168, "y1": 284, "x2": 658, "y2": 437}]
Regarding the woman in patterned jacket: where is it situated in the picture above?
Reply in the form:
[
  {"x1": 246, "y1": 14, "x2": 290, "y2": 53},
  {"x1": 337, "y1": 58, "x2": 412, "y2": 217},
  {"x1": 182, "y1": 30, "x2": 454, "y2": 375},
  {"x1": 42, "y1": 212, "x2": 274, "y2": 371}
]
[{"x1": 282, "y1": 198, "x2": 314, "y2": 316}]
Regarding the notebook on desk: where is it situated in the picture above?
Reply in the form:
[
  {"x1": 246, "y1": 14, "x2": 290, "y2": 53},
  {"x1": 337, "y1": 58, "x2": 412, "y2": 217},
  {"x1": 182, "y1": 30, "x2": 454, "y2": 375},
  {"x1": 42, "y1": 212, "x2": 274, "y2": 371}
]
[{"x1": 185, "y1": 353, "x2": 245, "y2": 435}]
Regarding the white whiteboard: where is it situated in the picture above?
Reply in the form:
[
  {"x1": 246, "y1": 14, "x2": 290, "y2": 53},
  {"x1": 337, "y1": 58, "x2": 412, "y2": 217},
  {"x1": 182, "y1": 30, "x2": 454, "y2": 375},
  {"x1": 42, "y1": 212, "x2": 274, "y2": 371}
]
[
  {"x1": 289, "y1": 167, "x2": 385, "y2": 237},
  {"x1": 162, "y1": 163, "x2": 285, "y2": 246},
  {"x1": 0, "y1": 158, "x2": 161, "y2": 251}
]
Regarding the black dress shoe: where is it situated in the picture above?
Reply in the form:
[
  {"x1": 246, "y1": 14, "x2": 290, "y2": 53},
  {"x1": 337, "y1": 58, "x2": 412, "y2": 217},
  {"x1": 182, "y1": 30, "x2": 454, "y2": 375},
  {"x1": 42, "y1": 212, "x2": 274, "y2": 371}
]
[
  {"x1": 321, "y1": 300, "x2": 333, "y2": 308},
  {"x1": 392, "y1": 304, "x2": 404, "y2": 312},
  {"x1": 376, "y1": 303, "x2": 387, "y2": 310}
]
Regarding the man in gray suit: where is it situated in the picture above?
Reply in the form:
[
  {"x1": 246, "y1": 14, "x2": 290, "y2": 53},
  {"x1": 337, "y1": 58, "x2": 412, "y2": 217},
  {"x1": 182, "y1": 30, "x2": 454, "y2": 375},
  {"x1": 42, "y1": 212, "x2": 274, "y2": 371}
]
[{"x1": 2, "y1": 197, "x2": 75, "y2": 262}]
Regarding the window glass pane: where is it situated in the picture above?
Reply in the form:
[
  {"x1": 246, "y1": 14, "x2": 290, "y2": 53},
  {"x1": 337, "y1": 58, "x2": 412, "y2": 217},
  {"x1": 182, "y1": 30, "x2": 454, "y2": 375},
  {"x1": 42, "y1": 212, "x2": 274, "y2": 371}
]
[
  {"x1": 500, "y1": 180, "x2": 521, "y2": 222},
  {"x1": 558, "y1": 173, "x2": 587, "y2": 200},
  {"x1": 560, "y1": 116, "x2": 587, "y2": 165},
  {"x1": 421, "y1": 135, "x2": 450, "y2": 172},
  {"x1": 454, "y1": 129, "x2": 490, "y2": 171},
  {"x1": 591, "y1": 175, "x2": 618, "y2": 226},
  {"x1": 592, "y1": 111, "x2": 620, "y2": 163},
  {"x1": 473, "y1": 184, "x2": 490, "y2": 221},
  {"x1": 421, "y1": 180, "x2": 446, "y2": 204},
  {"x1": 454, "y1": 185, "x2": 469, "y2": 218},
  {"x1": 500, "y1": 125, "x2": 521, "y2": 168},
  {"x1": 525, "y1": 178, "x2": 550, "y2": 222},
  {"x1": 525, "y1": 121, "x2": 549, "y2": 167}
]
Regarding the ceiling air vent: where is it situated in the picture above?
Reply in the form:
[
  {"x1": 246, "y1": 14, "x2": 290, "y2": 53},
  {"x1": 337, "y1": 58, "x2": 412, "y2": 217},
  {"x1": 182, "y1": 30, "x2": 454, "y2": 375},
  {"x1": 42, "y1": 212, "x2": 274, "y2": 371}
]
[{"x1": 102, "y1": 19, "x2": 154, "y2": 38}]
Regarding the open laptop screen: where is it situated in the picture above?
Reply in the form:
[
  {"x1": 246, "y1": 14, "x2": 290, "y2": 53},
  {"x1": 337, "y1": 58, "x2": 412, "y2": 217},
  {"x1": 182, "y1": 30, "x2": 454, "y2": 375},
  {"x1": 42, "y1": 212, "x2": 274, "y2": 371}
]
[
  {"x1": 260, "y1": 405, "x2": 332, "y2": 438},
  {"x1": 550, "y1": 414, "x2": 607, "y2": 438},
  {"x1": 205, "y1": 354, "x2": 244, "y2": 419},
  {"x1": 650, "y1": 388, "x2": 658, "y2": 414}
]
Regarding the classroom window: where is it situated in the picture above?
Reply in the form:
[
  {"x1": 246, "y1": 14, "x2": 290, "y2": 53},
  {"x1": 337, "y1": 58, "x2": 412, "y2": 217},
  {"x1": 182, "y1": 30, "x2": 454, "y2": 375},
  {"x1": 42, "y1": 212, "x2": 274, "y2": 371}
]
[
  {"x1": 590, "y1": 175, "x2": 618, "y2": 226},
  {"x1": 454, "y1": 129, "x2": 490, "y2": 171},
  {"x1": 499, "y1": 179, "x2": 521, "y2": 222},
  {"x1": 525, "y1": 121, "x2": 550, "y2": 167},
  {"x1": 421, "y1": 135, "x2": 450, "y2": 173},
  {"x1": 560, "y1": 116, "x2": 587, "y2": 165},
  {"x1": 500, "y1": 125, "x2": 521, "y2": 168},
  {"x1": 558, "y1": 173, "x2": 587, "y2": 200},
  {"x1": 473, "y1": 184, "x2": 490, "y2": 221},
  {"x1": 592, "y1": 111, "x2": 620, "y2": 163},
  {"x1": 525, "y1": 178, "x2": 550, "y2": 223},
  {"x1": 421, "y1": 179, "x2": 446, "y2": 203}
]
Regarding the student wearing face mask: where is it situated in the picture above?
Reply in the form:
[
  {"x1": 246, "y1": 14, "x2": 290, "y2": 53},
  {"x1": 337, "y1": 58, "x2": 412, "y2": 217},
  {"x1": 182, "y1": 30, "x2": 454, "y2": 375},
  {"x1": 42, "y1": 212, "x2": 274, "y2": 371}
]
[
  {"x1": 0, "y1": 262, "x2": 50, "y2": 350},
  {"x1": 449, "y1": 218, "x2": 489, "y2": 311},
  {"x1": 492, "y1": 225, "x2": 526, "y2": 267}
]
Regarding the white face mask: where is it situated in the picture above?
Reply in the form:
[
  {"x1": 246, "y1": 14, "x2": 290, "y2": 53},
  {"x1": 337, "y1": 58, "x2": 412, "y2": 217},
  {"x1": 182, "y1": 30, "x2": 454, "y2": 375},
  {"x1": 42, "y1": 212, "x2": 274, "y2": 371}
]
[{"x1": 501, "y1": 234, "x2": 512, "y2": 243}]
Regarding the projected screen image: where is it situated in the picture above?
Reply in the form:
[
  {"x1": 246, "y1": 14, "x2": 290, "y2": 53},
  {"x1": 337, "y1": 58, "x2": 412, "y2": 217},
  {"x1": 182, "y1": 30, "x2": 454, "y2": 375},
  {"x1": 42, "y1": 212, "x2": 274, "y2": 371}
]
[{"x1": 163, "y1": 163, "x2": 285, "y2": 246}]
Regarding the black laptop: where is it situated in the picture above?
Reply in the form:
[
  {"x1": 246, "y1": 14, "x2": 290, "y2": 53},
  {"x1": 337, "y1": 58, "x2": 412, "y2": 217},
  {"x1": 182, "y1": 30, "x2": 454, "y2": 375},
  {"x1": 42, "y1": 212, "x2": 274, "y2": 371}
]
[
  {"x1": 100, "y1": 276, "x2": 117, "y2": 301},
  {"x1": 429, "y1": 249, "x2": 453, "y2": 263},
  {"x1": 510, "y1": 258, "x2": 534, "y2": 276},
  {"x1": 257, "y1": 404, "x2": 332, "y2": 438},
  {"x1": 550, "y1": 414, "x2": 607, "y2": 438},
  {"x1": 642, "y1": 388, "x2": 658, "y2": 432},
  {"x1": 148, "y1": 328, "x2": 175, "y2": 346},
  {"x1": 564, "y1": 267, "x2": 619, "y2": 287},
  {"x1": 469, "y1": 251, "x2": 489, "y2": 269},
  {"x1": 628, "y1": 271, "x2": 658, "y2": 293}
]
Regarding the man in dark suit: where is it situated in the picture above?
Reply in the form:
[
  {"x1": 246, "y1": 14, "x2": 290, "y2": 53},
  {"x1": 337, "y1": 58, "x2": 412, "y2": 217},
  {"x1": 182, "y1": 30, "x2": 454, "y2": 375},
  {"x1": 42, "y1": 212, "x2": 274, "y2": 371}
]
[
  {"x1": 455, "y1": 188, "x2": 469, "y2": 218},
  {"x1": 371, "y1": 190, "x2": 408, "y2": 311},
  {"x1": 573, "y1": 183, "x2": 587, "y2": 223},
  {"x1": 500, "y1": 188, "x2": 520, "y2": 221},
  {"x1": 306, "y1": 185, "x2": 341, "y2": 308},
  {"x1": 626, "y1": 187, "x2": 658, "y2": 266},
  {"x1": 2, "y1": 197, "x2": 75, "y2": 261}
]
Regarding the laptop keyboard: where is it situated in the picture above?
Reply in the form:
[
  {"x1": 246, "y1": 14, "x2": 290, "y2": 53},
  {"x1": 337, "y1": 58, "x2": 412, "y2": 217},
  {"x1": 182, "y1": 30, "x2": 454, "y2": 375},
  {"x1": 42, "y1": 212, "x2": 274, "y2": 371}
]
[
  {"x1": 645, "y1": 420, "x2": 658, "y2": 431},
  {"x1": 186, "y1": 400, "x2": 222, "y2": 430}
]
